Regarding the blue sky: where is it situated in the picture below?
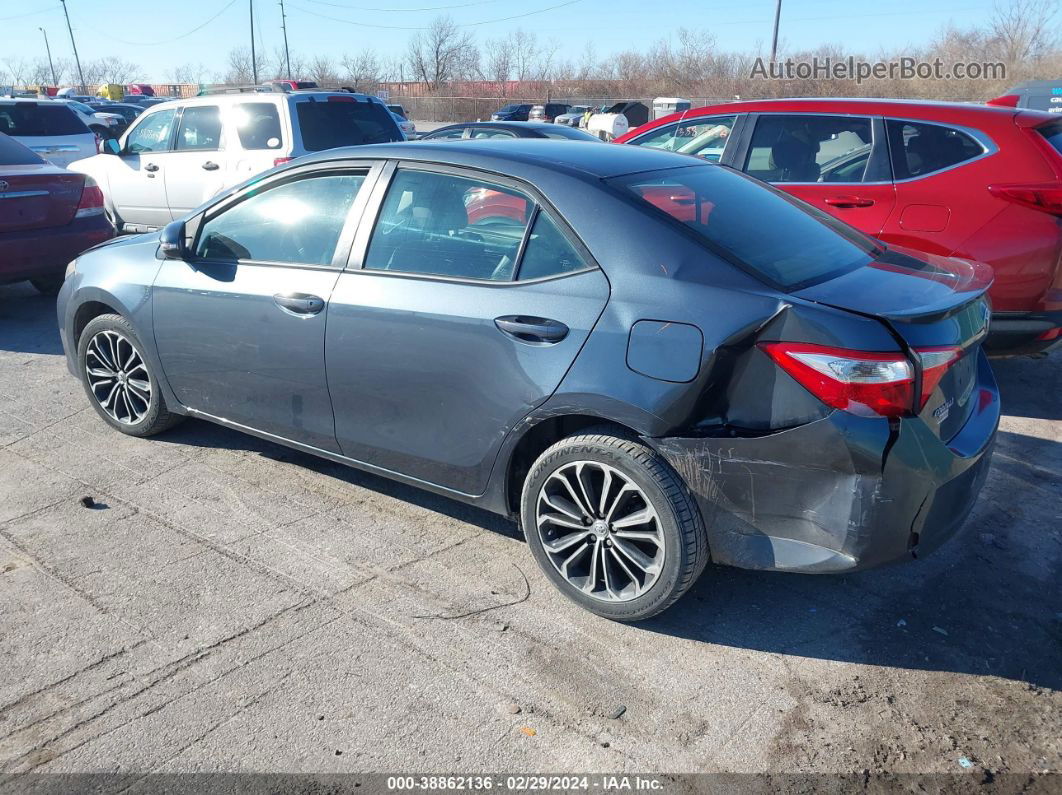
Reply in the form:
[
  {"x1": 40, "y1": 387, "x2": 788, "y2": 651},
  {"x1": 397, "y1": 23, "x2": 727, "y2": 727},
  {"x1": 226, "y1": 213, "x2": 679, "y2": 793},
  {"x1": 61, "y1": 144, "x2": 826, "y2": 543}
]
[{"x1": 1, "y1": 0, "x2": 998, "y2": 82}]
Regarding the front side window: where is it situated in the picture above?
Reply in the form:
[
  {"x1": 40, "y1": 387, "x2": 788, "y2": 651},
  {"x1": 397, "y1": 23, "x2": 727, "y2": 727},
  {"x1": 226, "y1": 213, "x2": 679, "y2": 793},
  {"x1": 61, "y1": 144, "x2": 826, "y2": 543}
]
[
  {"x1": 613, "y1": 165, "x2": 878, "y2": 290},
  {"x1": 195, "y1": 173, "x2": 366, "y2": 266},
  {"x1": 233, "y1": 102, "x2": 283, "y2": 150},
  {"x1": 427, "y1": 127, "x2": 466, "y2": 140},
  {"x1": 175, "y1": 106, "x2": 222, "y2": 151},
  {"x1": 886, "y1": 119, "x2": 986, "y2": 179},
  {"x1": 364, "y1": 169, "x2": 532, "y2": 281},
  {"x1": 632, "y1": 116, "x2": 738, "y2": 162},
  {"x1": 125, "y1": 109, "x2": 177, "y2": 154},
  {"x1": 744, "y1": 115, "x2": 874, "y2": 183}
]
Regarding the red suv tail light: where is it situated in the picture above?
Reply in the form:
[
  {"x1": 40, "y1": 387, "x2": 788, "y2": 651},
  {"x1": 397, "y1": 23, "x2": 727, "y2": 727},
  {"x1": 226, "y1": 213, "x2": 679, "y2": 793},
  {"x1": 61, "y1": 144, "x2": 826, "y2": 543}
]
[
  {"x1": 75, "y1": 177, "x2": 105, "y2": 219},
  {"x1": 988, "y1": 183, "x2": 1062, "y2": 216},
  {"x1": 759, "y1": 342, "x2": 962, "y2": 418},
  {"x1": 273, "y1": 157, "x2": 293, "y2": 168}
]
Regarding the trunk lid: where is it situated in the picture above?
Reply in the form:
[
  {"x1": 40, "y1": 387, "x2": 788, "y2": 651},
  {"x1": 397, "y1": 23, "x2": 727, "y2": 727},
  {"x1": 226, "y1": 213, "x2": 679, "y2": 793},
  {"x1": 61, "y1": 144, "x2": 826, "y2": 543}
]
[
  {"x1": 794, "y1": 245, "x2": 993, "y2": 441},
  {"x1": 0, "y1": 164, "x2": 84, "y2": 232}
]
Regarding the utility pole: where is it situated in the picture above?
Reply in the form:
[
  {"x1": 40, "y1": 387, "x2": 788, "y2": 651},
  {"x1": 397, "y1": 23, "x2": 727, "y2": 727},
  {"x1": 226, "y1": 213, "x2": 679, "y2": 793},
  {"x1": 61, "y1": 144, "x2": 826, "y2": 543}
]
[
  {"x1": 59, "y1": 0, "x2": 86, "y2": 93},
  {"x1": 770, "y1": 0, "x2": 782, "y2": 64},
  {"x1": 279, "y1": 0, "x2": 291, "y2": 80},
  {"x1": 39, "y1": 28, "x2": 58, "y2": 87},
  {"x1": 249, "y1": 0, "x2": 259, "y2": 84}
]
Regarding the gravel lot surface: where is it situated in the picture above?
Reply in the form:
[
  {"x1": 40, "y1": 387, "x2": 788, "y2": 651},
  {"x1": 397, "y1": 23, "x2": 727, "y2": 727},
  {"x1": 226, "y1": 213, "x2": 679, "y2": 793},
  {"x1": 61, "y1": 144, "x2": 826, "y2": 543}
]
[{"x1": 0, "y1": 280, "x2": 1058, "y2": 783}]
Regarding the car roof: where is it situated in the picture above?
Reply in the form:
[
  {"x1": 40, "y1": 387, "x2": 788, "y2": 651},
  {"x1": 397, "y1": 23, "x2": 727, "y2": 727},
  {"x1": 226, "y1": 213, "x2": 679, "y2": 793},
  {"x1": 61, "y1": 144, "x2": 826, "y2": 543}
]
[
  {"x1": 681, "y1": 96, "x2": 1025, "y2": 118},
  {"x1": 174, "y1": 91, "x2": 378, "y2": 106},
  {"x1": 301, "y1": 138, "x2": 701, "y2": 179}
]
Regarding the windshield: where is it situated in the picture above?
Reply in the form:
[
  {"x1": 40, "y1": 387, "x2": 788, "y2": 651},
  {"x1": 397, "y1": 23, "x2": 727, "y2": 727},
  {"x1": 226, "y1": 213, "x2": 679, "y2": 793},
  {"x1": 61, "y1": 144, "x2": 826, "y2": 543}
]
[
  {"x1": 66, "y1": 101, "x2": 95, "y2": 114},
  {"x1": 295, "y1": 99, "x2": 402, "y2": 150},
  {"x1": 0, "y1": 133, "x2": 45, "y2": 165},
  {"x1": 611, "y1": 165, "x2": 880, "y2": 290}
]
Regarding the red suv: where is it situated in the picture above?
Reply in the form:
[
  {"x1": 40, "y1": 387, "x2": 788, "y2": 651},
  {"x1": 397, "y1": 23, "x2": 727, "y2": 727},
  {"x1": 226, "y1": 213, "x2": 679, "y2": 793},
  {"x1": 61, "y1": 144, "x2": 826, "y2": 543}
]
[{"x1": 616, "y1": 98, "x2": 1062, "y2": 355}]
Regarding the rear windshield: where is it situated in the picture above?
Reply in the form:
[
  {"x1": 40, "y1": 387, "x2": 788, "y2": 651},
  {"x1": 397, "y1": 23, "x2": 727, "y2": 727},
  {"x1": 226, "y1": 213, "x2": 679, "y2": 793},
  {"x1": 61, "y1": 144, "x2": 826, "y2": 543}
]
[
  {"x1": 1038, "y1": 120, "x2": 1062, "y2": 156},
  {"x1": 612, "y1": 165, "x2": 879, "y2": 290},
  {"x1": 0, "y1": 133, "x2": 46, "y2": 165},
  {"x1": 295, "y1": 99, "x2": 401, "y2": 150},
  {"x1": 0, "y1": 103, "x2": 88, "y2": 137}
]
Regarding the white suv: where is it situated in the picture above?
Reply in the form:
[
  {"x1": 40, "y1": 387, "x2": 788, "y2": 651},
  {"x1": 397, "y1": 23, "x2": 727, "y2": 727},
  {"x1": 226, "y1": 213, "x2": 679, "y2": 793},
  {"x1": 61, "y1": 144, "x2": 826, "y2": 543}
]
[
  {"x1": 69, "y1": 90, "x2": 402, "y2": 233},
  {"x1": 0, "y1": 98, "x2": 97, "y2": 168}
]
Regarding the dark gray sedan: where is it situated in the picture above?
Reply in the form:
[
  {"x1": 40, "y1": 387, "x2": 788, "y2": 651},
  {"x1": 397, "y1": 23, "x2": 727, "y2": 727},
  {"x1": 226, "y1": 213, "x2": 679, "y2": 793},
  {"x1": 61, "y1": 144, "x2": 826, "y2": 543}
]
[
  {"x1": 56, "y1": 141, "x2": 998, "y2": 620},
  {"x1": 419, "y1": 121, "x2": 601, "y2": 142}
]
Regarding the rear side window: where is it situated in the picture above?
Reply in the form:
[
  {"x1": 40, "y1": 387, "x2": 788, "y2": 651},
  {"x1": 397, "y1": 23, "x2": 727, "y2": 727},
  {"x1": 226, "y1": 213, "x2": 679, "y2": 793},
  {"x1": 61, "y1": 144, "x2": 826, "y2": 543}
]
[
  {"x1": 234, "y1": 103, "x2": 283, "y2": 150},
  {"x1": 517, "y1": 212, "x2": 589, "y2": 280},
  {"x1": 364, "y1": 169, "x2": 531, "y2": 281},
  {"x1": 295, "y1": 99, "x2": 401, "y2": 151},
  {"x1": 175, "y1": 106, "x2": 222, "y2": 151},
  {"x1": 613, "y1": 165, "x2": 877, "y2": 290},
  {"x1": 744, "y1": 115, "x2": 874, "y2": 183},
  {"x1": 886, "y1": 120, "x2": 985, "y2": 179},
  {"x1": 0, "y1": 134, "x2": 46, "y2": 165},
  {"x1": 1037, "y1": 120, "x2": 1062, "y2": 157},
  {"x1": 0, "y1": 103, "x2": 88, "y2": 136}
]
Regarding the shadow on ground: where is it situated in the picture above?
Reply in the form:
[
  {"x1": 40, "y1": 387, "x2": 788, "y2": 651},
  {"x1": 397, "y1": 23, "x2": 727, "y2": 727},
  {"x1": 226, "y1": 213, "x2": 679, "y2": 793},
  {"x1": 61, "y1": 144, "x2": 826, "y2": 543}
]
[{"x1": 0, "y1": 282, "x2": 64, "y2": 356}]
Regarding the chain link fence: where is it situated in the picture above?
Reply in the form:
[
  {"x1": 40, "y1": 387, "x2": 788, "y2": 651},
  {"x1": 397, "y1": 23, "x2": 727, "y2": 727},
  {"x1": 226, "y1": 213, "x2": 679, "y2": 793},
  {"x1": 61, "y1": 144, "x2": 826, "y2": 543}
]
[{"x1": 392, "y1": 96, "x2": 738, "y2": 123}]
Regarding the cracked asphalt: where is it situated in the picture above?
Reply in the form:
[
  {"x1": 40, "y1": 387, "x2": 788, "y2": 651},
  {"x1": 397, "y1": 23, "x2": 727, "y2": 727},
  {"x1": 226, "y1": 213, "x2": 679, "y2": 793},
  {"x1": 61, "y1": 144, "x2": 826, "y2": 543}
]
[{"x1": 0, "y1": 280, "x2": 1059, "y2": 782}]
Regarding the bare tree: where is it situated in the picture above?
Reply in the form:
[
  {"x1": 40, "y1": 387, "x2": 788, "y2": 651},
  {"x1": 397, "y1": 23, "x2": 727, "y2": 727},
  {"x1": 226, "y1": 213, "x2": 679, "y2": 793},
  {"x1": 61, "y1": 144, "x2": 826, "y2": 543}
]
[
  {"x1": 169, "y1": 62, "x2": 209, "y2": 84},
  {"x1": 989, "y1": 0, "x2": 1059, "y2": 63},
  {"x1": 308, "y1": 54, "x2": 340, "y2": 86},
  {"x1": 222, "y1": 47, "x2": 269, "y2": 85},
  {"x1": 342, "y1": 51, "x2": 383, "y2": 92},
  {"x1": 2, "y1": 58, "x2": 29, "y2": 88},
  {"x1": 406, "y1": 16, "x2": 476, "y2": 91}
]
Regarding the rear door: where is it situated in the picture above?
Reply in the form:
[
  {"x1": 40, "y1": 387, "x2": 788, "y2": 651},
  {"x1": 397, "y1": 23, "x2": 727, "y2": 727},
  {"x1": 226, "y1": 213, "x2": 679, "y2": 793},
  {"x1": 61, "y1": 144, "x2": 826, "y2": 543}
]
[
  {"x1": 164, "y1": 104, "x2": 227, "y2": 218},
  {"x1": 325, "y1": 162, "x2": 610, "y2": 495},
  {"x1": 737, "y1": 113, "x2": 896, "y2": 236}
]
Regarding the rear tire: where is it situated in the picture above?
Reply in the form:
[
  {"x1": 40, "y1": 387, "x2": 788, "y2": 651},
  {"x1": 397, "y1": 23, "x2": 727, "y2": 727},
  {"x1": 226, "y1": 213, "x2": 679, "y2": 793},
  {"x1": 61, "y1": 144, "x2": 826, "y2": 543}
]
[
  {"x1": 520, "y1": 427, "x2": 708, "y2": 621},
  {"x1": 77, "y1": 313, "x2": 183, "y2": 437}
]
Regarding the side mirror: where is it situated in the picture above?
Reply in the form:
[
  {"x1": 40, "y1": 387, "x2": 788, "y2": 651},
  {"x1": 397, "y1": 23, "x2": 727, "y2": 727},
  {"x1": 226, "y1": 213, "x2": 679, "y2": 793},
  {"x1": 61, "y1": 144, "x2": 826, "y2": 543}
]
[
  {"x1": 159, "y1": 220, "x2": 187, "y2": 260},
  {"x1": 99, "y1": 138, "x2": 121, "y2": 155}
]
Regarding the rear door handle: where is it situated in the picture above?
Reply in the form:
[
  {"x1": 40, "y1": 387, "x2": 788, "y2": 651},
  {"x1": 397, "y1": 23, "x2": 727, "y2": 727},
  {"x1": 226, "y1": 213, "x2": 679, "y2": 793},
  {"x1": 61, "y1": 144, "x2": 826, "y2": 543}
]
[
  {"x1": 494, "y1": 316, "x2": 569, "y2": 344},
  {"x1": 144, "y1": 162, "x2": 159, "y2": 173},
  {"x1": 202, "y1": 161, "x2": 219, "y2": 171},
  {"x1": 274, "y1": 293, "x2": 325, "y2": 316},
  {"x1": 823, "y1": 195, "x2": 874, "y2": 208}
]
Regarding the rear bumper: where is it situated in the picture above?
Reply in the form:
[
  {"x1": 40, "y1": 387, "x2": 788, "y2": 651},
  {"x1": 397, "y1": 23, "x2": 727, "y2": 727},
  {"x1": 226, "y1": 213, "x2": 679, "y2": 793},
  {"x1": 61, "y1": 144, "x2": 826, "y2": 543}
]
[
  {"x1": 986, "y1": 310, "x2": 1062, "y2": 356},
  {"x1": 0, "y1": 215, "x2": 115, "y2": 285},
  {"x1": 648, "y1": 352, "x2": 999, "y2": 574}
]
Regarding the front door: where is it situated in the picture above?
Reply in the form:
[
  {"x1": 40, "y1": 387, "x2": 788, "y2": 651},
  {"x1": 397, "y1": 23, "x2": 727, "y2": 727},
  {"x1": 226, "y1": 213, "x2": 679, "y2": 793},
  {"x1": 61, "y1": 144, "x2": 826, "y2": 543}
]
[
  {"x1": 739, "y1": 113, "x2": 897, "y2": 237},
  {"x1": 326, "y1": 164, "x2": 610, "y2": 495},
  {"x1": 153, "y1": 166, "x2": 375, "y2": 450},
  {"x1": 109, "y1": 107, "x2": 178, "y2": 230}
]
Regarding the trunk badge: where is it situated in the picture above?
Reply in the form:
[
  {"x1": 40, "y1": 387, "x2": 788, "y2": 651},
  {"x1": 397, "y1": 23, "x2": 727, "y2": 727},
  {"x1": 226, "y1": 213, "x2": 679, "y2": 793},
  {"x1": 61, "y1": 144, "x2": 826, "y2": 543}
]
[{"x1": 933, "y1": 398, "x2": 953, "y2": 422}]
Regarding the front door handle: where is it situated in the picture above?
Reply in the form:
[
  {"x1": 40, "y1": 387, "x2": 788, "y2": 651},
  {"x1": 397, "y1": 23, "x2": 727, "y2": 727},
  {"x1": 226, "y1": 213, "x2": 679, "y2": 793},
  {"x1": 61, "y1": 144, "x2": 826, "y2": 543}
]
[
  {"x1": 824, "y1": 195, "x2": 874, "y2": 208},
  {"x1": 494, "y1": 316, "x2": 569, "y2": 344},
  {"x1": 202, "y1": 161, "x2": 219, "y2": 171},
  {"x1": 274, "y1": 293, "x2": 325, "y2": 316},
  {"x1": 144, "y1": 162, "x2": 159, "y2": 173}
]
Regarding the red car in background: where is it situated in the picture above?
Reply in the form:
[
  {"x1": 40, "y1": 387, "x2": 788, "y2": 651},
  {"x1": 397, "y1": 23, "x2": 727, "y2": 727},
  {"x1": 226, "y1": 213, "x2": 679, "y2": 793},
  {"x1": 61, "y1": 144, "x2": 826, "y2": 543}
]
[
  {"x1": 0, "y1": 133, "x2": 114, "y2": 295},
  {"x1": 616, "y1": 98, "x2": 1062, "y2": 355}
]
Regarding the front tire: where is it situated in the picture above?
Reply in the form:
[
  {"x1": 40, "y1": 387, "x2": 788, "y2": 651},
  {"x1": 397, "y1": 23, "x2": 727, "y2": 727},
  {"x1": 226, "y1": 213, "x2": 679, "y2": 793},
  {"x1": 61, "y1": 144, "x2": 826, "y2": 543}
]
[
  {"x1": 521, "y1": 428, "x2": 708, "y2": 621},
  {"x1": 77, "y1": 314, "x2": 183, "y2": 437}
]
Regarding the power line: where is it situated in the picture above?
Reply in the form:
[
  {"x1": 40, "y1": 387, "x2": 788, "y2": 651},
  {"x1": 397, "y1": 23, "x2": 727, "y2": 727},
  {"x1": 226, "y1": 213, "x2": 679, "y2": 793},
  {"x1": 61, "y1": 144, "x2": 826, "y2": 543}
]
[
  {"x1": 0, "y1": 6, "x2": 57, "y2": 22},
  {"x1": 80, "y1": 0, "x2": 239, "y2": 47},
  {"x1": 289, "y1": 0, "x2": 584, "y2": 30},
  {"x1": 304, "y1": 0, "x2": 502, "y2": 11}
]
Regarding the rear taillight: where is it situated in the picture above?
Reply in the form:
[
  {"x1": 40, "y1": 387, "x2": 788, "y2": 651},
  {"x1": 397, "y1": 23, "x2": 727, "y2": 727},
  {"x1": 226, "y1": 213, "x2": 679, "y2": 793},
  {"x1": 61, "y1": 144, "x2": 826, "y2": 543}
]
[
  {"x1": 986, "y1": 94, "x2": 1020, "y2": 107},
  {"x1": 273, "y1": 157, "x2": 293, "y2": 168},
  {"x1": 988, "y1": 183, "x2": 1062, "y2": 216},
  {"x1": 917, "y1": 346, "x2": 962, "y2": 408},
  {"x1": 759, "y1": 342, "x2": 963, "y2": 418},
  {"x1": 75, "y1": 177, "x2": 105, "y2": 219},
  {"x1": 1037, "y1": 327, "x2": 1062, "y2": 342}
]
